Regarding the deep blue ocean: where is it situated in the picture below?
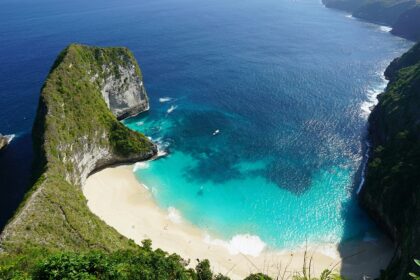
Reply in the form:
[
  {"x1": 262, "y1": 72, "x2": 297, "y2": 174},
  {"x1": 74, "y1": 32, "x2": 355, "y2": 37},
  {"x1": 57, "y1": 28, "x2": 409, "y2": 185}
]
[{"x1": 0, "y1": 0, "x2": 412, "y2": 248}]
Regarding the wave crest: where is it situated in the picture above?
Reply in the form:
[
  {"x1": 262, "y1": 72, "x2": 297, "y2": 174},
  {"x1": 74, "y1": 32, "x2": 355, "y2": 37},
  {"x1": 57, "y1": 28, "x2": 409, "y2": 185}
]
[
  {"x1": 159, "y1": 97, "x2": 173, "y2": 103},
  {"x1": 204, "y1": 234, "x2": 266, "y2": 257},
  {"x1": 167, "y1": 207, "x2": 182, "y2": 224},
  {"x1": 133, "y1": 162, "x2": 150, "y2": 172},
  {"x1": 167, "y1": 105, "x2": 177, "y2": 114}
]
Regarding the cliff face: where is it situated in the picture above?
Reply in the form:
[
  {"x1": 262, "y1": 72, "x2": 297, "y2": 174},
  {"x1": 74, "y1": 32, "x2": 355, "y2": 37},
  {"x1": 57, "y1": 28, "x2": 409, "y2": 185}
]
[
  {"x1": 322, "y1": 0, "x2": 420, "y2": 41},
  {"x1": 0, "y1": 134, "x2": 8, "y2": 150},
  {"x1": 100, "y1": 60, "x2": 149, "y2": 120},
  {"x1": 360, "y1": 42, "x2": 420, "y2": 279},
  {"x1": 391, "y1": 5, "x2": 420, "y2": 41},
  {"x1": 0, "y1": 44, "x2": 156, "y2": 253}
]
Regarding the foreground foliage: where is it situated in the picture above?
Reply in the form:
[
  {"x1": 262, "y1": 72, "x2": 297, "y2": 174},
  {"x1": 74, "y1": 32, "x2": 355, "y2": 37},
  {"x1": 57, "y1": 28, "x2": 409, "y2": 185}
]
[
  {"x1": 0, "y1": 243, "x2": 346, "y2": 280},
  {"x1": 0, "y1": 240, "x2": 193, "y2": 280}
]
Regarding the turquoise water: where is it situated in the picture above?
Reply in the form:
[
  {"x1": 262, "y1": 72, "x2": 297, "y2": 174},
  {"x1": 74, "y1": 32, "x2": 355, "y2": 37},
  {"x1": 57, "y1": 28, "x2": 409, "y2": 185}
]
[
  {"x1": 120, "y1": 0, "x2": 411, "y2": 249},
  {"x1": 0, "y1": 0, "x2": 412, "y2": 246}
]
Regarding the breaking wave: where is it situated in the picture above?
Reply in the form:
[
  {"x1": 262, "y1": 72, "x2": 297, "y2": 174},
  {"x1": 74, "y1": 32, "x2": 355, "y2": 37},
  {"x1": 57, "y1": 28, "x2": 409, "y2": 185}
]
[{"x1": 204, "y1": 234, "x2": 266, "y2": 257}]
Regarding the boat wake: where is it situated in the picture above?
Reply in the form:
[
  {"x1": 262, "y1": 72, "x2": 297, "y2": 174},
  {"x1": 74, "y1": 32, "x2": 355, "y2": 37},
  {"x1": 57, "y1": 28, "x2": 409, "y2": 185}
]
[
  {"x1": 167, "y1": 105, "x2": 177, "y2": 114},
  {"x1": 159, "y1": 97, "x2": 173, "y2": 103}
]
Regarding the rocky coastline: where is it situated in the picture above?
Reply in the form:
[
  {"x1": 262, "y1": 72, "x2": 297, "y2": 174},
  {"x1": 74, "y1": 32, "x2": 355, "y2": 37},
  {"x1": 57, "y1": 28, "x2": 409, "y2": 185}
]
[
  {"x1": 360, "y1": 42, "x2": 420, "y2": 279},
  {"x1": 0, "y1": 44, "x2": 156, "y2": 253},
  {"x1": 322, "y1": 0, "x2": 420, "y2": 41}
]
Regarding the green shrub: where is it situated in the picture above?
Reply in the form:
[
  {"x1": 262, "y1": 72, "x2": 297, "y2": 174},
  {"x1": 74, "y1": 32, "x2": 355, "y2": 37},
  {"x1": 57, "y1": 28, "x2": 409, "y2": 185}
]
[
  {"x1": 195, "y1": 259, "x2": 213, "y2": 280},
  {"x1": 244, "y1": 273, "x2": 272, "y2": 280}
]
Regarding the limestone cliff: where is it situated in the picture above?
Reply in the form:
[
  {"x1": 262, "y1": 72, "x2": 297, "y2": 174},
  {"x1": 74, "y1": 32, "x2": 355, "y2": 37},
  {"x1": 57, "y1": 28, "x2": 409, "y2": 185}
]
[
  {"x1": 0, "y1": 134, "x2": 8, "y2": 150},
  {"x1": 99, "y1": 57, "x2": 149, "y2": 120},
  {"x1": 360, "y1": 43, "x2": 420, "y2": 279},
  {"x1": 0, "y1": 44, "x2": 156, "y2": 253}
]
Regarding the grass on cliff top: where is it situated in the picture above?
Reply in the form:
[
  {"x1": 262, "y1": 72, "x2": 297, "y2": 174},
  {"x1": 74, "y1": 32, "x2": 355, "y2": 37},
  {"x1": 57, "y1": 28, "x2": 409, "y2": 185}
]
[
  {"x1": 38, "y1": 43, "x2": 152, "y2": 170},
  {"x1": 1, "y1": 44, "x2": 153, "y2": 256}
]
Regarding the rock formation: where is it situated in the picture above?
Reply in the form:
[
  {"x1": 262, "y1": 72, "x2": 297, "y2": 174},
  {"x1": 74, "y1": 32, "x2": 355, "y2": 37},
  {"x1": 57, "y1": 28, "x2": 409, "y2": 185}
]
[
  {"x1": 322, "y1": 0, "x2": 420, "y2": 41},
  {"x1": 0, "y1": 134, "x2": 8, "y2": 150},
  {"x1": 0, "y1": 44, "x2": 156, "y2": 253},
  {"x1": 360, "y1": 42, "x2": 420, "y2": 279}
]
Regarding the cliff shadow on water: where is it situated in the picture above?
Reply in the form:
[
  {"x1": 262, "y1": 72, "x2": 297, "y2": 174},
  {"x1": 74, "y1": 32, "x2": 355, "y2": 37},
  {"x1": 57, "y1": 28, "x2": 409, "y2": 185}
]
[
  {"x1": 338, "y1": 42, "x2": 420, "y2": 280},
  {"x1": 336, "y1": 133, "x2": 395, "y2": 279},
  {"x1": 0, "y1": 133, "x2": 33, "y2": 231}
]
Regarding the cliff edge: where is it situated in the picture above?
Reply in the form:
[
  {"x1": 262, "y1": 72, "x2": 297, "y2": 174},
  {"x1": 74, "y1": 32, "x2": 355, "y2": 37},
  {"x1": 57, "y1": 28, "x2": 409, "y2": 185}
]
[
  {"x1": 0, "y1": 44, "x2": 156, "y2": 254},
  {"x1": 322, "y1": 0, "x2": 420, "y2": 41},
  {"x1": 0, "y1": 134, "x2": 9, "y2": 150},
  {"x1": 360, "y1": 42, "x2": 420, "y2": 279}
]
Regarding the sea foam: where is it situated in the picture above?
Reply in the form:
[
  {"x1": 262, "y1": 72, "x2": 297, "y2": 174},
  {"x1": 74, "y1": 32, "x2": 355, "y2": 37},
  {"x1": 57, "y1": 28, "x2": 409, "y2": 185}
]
[
  {"x1": 360, "y1": 73, "x2": 387, "y2": 119},
  {"x1": 5, "y1": 134, "x2": 15, "y2": 144},
  {"x1": 204, "y1": 234, "x2": 266, "y2": 257},
  {"x1": 133, "y1": 162, "x2": 150, "y2": 172},
  {"x1": 379, "y1": 25, "x2": 392, "y2": 33},
  {"x1": 315, "y1": 244, "x2": 340, "y2": 259},
  {"x1": 159, "y1": 97, "x2": 173, "y2": 103},
  {"x1": 167, "y1": 105, "x2": 177, "y2": 114},
  {"x1": 167, "y1": 207, "x2": 182, "y2": 224}
]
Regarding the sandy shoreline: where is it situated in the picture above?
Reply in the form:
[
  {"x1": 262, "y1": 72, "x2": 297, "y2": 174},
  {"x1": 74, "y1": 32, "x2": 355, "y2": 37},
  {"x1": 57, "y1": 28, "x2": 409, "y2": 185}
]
[{"x1": 83, "y1": 165, "x2": 394, "y2": 279}]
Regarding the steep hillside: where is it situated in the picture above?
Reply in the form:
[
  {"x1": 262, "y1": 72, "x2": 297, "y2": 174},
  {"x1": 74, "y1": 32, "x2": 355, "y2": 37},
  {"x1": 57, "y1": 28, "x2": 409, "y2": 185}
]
[
  {"x1": 0, "y1": 44, "x2": 156, "y2": 254},
  {"x1": 360, "y1": 42, "x2": 420, "y2": 279},
  {"x1": 322, "y1": 0, "x2": 420, "y2": 41}
]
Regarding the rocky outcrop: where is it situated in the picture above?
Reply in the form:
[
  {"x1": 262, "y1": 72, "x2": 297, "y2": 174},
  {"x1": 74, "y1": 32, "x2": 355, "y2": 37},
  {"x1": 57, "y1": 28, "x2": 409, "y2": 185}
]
[
  {"x1": 0, "y1": 44, "x2": 156, "y2": 253},
  {"x1": 100, "y1": 62, "x2": 149, "y2": 120},
  {"x1": 0, "y1": 134, "x2": 8, "y2": 150},
  {"x1": 360, "y1": 43, "x2": 420, "y2": 279},
  {"x1": 391, "y1": 5, "x2": 420, "y2": 41},
  {"x1": 322, "y1": 0, "x2": 420, "y2": 41}
]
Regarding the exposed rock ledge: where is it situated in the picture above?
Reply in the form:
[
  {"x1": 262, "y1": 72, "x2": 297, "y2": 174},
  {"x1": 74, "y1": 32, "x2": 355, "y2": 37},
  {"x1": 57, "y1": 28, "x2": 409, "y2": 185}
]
[
  {"x1": 0, "y1": 134, "x2": 8, "y2": 150},
  {"x1": 0, "y1": 44, "x2": 156, "y2": 253}
]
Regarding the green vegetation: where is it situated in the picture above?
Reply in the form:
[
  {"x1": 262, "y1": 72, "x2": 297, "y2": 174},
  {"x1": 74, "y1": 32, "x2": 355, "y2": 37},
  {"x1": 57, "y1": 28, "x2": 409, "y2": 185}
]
[
  {"x1": 0, "y1": 240, "x2": 206, "y2": 280},
  {"x1": 290, "y1": 252, "x2": 344, "y2": 280},
  {"x1": 0, "y1": 44, "x2": 348, "y2": 279},
  {"x1": 410, "y1": 259, "x2": 420, "y2": 279},
  {"x1": 244, "y1": 273, "x2": 272, "y2": 280},
  {"x1": 322, "y1": 0, "x2": 420, "y2": 41},
  {"x1": 0, "y1": 44, "x2": 155, "y2": 266},
  {"x1": 360, "y1": 42, "x2": 420, "y2": 279}
]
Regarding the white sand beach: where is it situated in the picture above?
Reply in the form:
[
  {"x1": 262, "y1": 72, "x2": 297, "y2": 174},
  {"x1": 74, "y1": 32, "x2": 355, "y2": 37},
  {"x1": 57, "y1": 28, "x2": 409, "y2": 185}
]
[{"x1": 83, "y1": 165, "x2": 394, "y2": 280}]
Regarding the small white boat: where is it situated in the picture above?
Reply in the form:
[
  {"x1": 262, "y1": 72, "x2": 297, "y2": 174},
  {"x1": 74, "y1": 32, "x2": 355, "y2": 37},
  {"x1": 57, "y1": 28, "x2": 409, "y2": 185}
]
[{"x1": 212, "y1": 129, "x2": 220, "y2": 136}]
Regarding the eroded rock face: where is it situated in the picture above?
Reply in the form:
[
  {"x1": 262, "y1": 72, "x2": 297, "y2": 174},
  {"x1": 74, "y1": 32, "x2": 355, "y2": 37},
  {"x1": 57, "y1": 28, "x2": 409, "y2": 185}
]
[
  {"x1": 101, "y1": 64, "x2": 149, "y2": 120},
  {"x1": 0, "y1": 44, "x2": 157, "y2": 252},
  {"x1": 0, "y1": 134, "x2": 8, "y2": 150}
]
